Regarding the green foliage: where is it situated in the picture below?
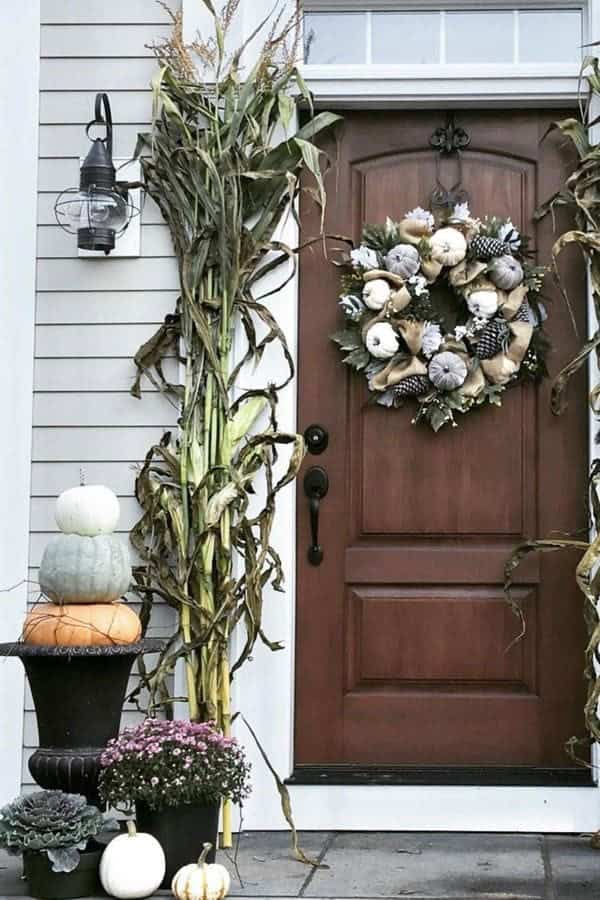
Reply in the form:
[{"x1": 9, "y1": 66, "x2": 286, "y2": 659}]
[{"x1": 0, "y1": 791, "x2": 104, "y2": 873}]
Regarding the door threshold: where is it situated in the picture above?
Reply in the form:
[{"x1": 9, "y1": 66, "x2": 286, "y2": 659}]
[{"x1": 287, "y1": 765, "x2": 595, "y2": 787}]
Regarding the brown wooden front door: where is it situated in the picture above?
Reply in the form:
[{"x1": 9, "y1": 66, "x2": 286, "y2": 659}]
[{"x1": 294, "y1": 110, "x2": 589, "y2": 782}]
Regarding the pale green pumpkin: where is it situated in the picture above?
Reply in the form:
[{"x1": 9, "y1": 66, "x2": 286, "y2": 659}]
[{"x1": 39, "y1": 533, "x2": 131, "y2": 604}]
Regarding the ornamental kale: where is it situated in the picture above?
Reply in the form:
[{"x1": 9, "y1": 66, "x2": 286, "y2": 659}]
[
  {"x1": 0, "y1": 791, "x2": 104, "y2": 873},
  {"x1": 99, "y1": 718, "x2": 251, "y2": 811}
]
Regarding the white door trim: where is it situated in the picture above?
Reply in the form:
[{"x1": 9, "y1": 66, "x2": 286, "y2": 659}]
[
  {"x1": 0, "y1": 0, "x2": 40, "y2": 803},
  {"x1": 184, "y1": 0, "x2": 600, "y2": 831}
]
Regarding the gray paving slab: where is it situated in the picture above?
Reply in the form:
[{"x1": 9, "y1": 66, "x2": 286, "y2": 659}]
[
  {"x1": 303, "y1": 833, "x2": 547, "y2": 899},
  {"x1": 224, "y1": 831, "x2": 331, "y2": 896},
  {"x1": 545, "y1": 834, "x2": 600, "y2": 899}
]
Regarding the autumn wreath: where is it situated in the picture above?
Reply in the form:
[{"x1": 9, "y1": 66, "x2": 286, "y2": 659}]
[{"x1": 332, "y1": 203, "x2": 548, "y2": 431}]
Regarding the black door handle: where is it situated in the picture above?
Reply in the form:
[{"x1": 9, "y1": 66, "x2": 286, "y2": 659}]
[{"x1": 304, "y1": 466, "x2": 329, "y2": 566}]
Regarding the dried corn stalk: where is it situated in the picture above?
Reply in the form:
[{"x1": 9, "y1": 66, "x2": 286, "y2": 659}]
[{"x1": 129, "y1": 0, "x2": 339, "y2": 846}]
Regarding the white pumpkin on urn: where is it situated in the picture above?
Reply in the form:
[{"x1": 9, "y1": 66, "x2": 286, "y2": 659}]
[
  {"x1": 171, "y1": 844, "x2": 230, "y2": 900},
  {"x1": 55, "y1": 484, "x2": 120, "y2": 536},
  {"x1": 100, "y1": 821, "x2": 166, "y2": 900},
  {"x1": 362, "y1": 278, "x2": 391, "y2": 311},
  {"x1": 39, "y1": 533, "x2": 131, "y2": 604}
]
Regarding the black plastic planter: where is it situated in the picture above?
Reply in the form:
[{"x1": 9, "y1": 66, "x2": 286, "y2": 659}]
[
  {"x1": 136, "y1": 799, "x2": 220, "y2": 886},
  {"x1": 23, "y1": 845, "x2": 102, "y2": 900},
  {"x1": 0, "y1": 641, "x2": 162, "y2": 806}
]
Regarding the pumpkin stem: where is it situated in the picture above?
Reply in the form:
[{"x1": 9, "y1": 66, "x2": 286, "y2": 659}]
[
  {"x1": 126, "y1": 820, "x2": 137, "y2": 837},
  {"x1": 197, "y1": 842, "x2": 212, "y2": 866}
]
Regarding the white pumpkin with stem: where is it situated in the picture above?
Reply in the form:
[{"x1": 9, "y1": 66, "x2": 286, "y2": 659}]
[
  {"x1": 56, "y1": 484, "x2": 120, "y2": 536},
  {"x1": 100, "y1": 821, "x2": 166, "y2": 899},
  {"x1": 171, "y1": 843, "x2": 230, "y2": 900}
]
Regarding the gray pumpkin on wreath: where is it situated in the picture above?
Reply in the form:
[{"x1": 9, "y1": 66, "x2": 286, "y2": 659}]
[
  {"x1": 385, "y1": 244, "x2": 420, "y2": 278},
  {"x1": 488, "y1": 254, "x2": 524, "y2": 291},
  {"x1": 428, "y1": 351, "x2": 468, "y2": 391}
]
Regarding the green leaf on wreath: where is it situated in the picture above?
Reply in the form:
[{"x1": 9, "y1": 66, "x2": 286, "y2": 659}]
[
  {"x1": 331, "y1": 329, "x2": 362, "y2": 351},
  {"x1": 343, "y1": 347, "x2": 370, "y2": 369}
]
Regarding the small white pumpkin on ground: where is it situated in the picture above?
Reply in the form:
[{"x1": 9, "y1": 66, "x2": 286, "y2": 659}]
[
  {"x1": 55, "y1": 484, "x2": 120, "y2": 536},
  {"x1": 171, "y1": 843, "x2": 230, "y2": 900},
  {"x1": 100, "y1": 821, "x2": 166, "y2": 899}
]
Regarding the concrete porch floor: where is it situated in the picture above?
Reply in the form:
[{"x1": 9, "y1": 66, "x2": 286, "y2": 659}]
[{"x1": 3, "y1": 832, "x2": 600, "y2": 900}]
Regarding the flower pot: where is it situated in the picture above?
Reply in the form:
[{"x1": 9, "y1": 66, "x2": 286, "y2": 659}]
[
  {"x1": 23, "y1": 846, "x2": 102, "y2": 900},
  {"x1": 0, "y1": 641, "x2": 162, "y2": 806},
  {"x1": 136, "y1": 799, "x2": 220, "y2": 886}
]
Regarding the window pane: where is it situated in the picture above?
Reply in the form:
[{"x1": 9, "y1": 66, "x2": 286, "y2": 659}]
[
  {"x1": 372, "y1": 12, "x2": 440, "y2": 64},
  {"x1": 446, "y1": 11, "x2": 514, "y2": 63},
  {"x1": 519, "y1": 11, "x2": 581, "y2": 63},
  {"x1": 303, "y1": 12, "x2": 366, "y2": 64}
]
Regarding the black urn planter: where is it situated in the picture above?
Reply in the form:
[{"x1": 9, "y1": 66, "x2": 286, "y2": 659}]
[
  {"x1": 136, "y1": 799, "x2": 220, "y2": 886},
  {"x1": 0, "y1": 641, "x2": 162, "y2": 806},
  {"x1": 23, "y1": 845, "x2": 102, "y2": 900}
]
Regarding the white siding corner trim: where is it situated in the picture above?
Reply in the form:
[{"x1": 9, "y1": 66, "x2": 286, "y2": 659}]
[{"x1": 0, "y1": 0, "x2": 40, "y2": 803}]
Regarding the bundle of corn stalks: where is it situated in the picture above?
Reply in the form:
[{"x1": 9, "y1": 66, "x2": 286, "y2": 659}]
[
  {"x1": 129, "y1": 0, "x2": 339, "y2": 847},
  {"x1": 505, "y1": 56, "x2": 600, "y2": 757}
]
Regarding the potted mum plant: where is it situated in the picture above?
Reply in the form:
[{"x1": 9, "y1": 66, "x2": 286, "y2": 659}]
[
  {"x1": 99, "y1": 718, "x2": 251, "y2": 884},
  {"x1": 0, "y1": 790, "x2": 105, "y2": 900}
]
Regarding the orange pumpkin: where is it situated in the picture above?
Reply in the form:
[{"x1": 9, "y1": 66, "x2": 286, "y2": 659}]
[{"x1": 23, "y1": 602, "x2": 141, "y2": 647}]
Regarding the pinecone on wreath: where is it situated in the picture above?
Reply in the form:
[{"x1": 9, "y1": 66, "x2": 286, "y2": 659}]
[
  {"x1": 394, "y1": 375, "x2": 432, "y2": 397},
  {"x1": 512, "y1": 301, "x2": 532, "y2": 323},
  {"x1": 470, "y1": 235, "x2": 510, "y2": 260},
  {"x1": 473, "y1": 318, "x2": 511, "y2": 359}
]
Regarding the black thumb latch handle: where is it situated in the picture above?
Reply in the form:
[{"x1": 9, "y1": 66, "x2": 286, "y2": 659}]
[{"x1": 304, "y1": 466, "x2": 329, "y2": 566}]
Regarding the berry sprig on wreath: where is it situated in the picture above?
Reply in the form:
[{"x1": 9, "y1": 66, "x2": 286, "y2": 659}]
[{"x1": 332, "y1": 203, "x2": 549, "y2": 432}]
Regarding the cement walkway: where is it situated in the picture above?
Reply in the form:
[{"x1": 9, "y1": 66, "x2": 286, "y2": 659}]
[{"x1": 3, "y1": 832, "x2": 600, "y2": 899}]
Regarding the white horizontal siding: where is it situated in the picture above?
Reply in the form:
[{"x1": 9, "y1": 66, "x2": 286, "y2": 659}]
[
  {"x1": 31, "y1": 496, "x2": 143, "y2": 532},
  {"x1": 41, "y1": 58, "x2": 157, "y2": 90},
  {"x1": 37, "y1": 258, "x2": 178, "y2": 292},
  {"x1": 41, "y1": 0, "x2": 178, "y2": 25},
  {"x1": 35, "y1": 323, "x2": 171, "y2": 356},
  {"x1": 33, "y1": 392, "x2": 175, "y2": 427},
  {"x1": 34, "y1": 358, "x2": 178, "y2": 391},
  {"x1": 40, "y1": 91, "x2": 152, "y2": 124},
  {"x1": 36, "y1": 291, "x2": 177, "y2": 324},
  {"x1": 31, "y1": 463, "x2": 138, "y2": 496},
  {"x1": 41, "y1": 24, "x2": 171, "y2": 57},
  {"x1": 32, "y1": 427, "x2": 168, "y2": 462}
]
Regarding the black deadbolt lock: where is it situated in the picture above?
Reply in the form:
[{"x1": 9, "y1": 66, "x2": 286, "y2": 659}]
[{"x1": 304, "y1": 424, "x2": 328, "y2": 455}]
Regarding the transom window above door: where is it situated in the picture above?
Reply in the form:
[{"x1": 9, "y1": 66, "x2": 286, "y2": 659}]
[{"x1": 303, "y1": 7, "x2": 584, "y2": 65}]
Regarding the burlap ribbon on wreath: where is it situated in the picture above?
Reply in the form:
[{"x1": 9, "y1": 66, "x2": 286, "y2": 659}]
[
  {"x1": 497, "y1": 284, "x2": 528, "y2": 321},
  {"x1": 370, "y1": 355, "x2": 428, "y2": 391},
  {"x1": 481, "y1": 320, "x2": 534, "y2": 385}
]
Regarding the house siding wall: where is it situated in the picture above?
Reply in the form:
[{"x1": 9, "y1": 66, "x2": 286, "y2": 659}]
[{"x1": 24, "y1": 0, "x2": 180, "y2": 789}]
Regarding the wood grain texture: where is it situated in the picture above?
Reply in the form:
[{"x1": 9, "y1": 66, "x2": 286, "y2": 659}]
[{"x1": 295, "y1": 109, "x2": 588, "y2": 771}]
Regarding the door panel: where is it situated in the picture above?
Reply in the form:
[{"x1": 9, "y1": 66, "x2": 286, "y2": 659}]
[{"x1": 295, "y1": 110, "x2": 588, "y2": 778}]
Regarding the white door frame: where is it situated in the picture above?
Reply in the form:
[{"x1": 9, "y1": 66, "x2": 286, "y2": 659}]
[
  {"x1": 0, "y1": 0, "x2": 40, "y2": 803},
  {"x1": 184, "y1": 0, "x2": 600, "y2": 830}
]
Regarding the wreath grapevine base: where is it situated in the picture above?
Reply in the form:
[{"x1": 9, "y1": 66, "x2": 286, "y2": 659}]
[{"x1": 333, "y1": 204, "x2": 549, "y2": 431}]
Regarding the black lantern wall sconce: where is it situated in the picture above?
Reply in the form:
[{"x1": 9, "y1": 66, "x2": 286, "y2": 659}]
[{"x1": 54, "y1": 93, "x2": 141, "y2": 255}]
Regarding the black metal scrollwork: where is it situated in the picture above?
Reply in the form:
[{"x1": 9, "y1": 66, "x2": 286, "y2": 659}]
[{"x1": 429, "y1": 113, "x2": 471, "y2": 211}]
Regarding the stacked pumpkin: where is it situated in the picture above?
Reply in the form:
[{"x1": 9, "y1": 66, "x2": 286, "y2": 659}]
[{"x1": 24, "y1": 485, "x2": 141, "y2": 647}]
